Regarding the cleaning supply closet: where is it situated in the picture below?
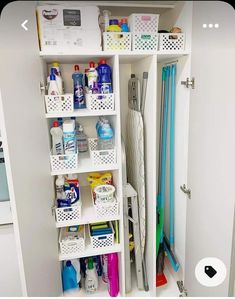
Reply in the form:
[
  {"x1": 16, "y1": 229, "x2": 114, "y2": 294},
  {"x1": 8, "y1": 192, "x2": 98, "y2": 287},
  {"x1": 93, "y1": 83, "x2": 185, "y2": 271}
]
[{"x1": 0, "y1": 1, "x2": 235, "y2": 297}]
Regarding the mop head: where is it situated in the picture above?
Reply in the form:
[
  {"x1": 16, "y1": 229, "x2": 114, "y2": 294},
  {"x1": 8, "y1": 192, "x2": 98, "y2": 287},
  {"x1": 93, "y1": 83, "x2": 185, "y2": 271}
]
[{"x1": 156, "y1": 244, "x2": 167, "y2": 287}]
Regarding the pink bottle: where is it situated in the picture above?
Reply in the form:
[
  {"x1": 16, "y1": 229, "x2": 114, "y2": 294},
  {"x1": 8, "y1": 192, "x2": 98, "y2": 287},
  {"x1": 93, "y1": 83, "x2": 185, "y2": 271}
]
[{"x1": 107, "y1": 253, "x2": 119, "y2": 297}]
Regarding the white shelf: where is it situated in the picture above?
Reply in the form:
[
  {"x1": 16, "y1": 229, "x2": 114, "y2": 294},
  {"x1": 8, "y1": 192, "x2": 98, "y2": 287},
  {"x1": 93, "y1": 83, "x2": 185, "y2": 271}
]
[
  {"x1": 45, "y1": 109, "x2": 117, "y2": 119},
  {"x1": 59, "y1": 241, "x2": 121, "y2": 261},
  {"x1": 40, "y1": 50, "x2": 190, "y2": 64},
  {"x1": 51, "y1": 152, "x2": 119, "y2": 176},
  {"x1": 56, "y1": 186, "x2": 120, "y2": 228}
]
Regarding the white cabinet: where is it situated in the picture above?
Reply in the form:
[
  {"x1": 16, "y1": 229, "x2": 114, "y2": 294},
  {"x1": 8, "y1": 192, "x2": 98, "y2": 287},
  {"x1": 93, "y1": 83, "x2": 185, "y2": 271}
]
[
  {"x1": 0, "y1": 225, "x2": 22, "y2": 296},
  {"x1": 0, "y1": 0, "x2": 234, "y2": 297}
]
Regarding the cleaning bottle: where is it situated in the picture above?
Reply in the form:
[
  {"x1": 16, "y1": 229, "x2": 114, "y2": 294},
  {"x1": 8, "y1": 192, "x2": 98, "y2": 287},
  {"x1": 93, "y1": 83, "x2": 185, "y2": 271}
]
[
  {"x1": 48, "y1": 72, "x2": 61, "y2": 95},
  {"x1": 94, "y1": 255, "x2": 102, "y2": 276},
  {"x1": 51, "y1": 62, "x2": 63, "y2": 94},
  {"x1": 85, "y1": 257, "x2": 98, "y2": 294},
  {"x1": 62, "y1": 260, "x2": 78, "y2": 292},
  {"x1": 63, "y1": 120, "x2": 76, "y2": 155},
  {"x1": 72, "y1": 65, "x2": 85, "y2": 109},
  {"x1": 71, "y1": 259, "x2": 81, "y2": 289},
  {"x1": 98, "y1": 119, "x2": 114, "y2": 150},
  {"x1": 50, "y1": 121, "x2": 64, "y2": 155},
  {"x1": 107, "y1": 253, "x2": 119, "y2": 297},
  {"x1": 107, "y1": 19, "x2": 121, "y2": 32},
  {"x1": 55, "y1": 175, "x2": 65, "y2": 199},
  {"x1": 96, "y1": 59, "x2": 112, "y2": 94},
  {"x1": 77, "y1": 124, "x2": 88, "y2": 153},
  {"x1": 87, "y1": 61, "x2": 98, "y2": 93},
  {"x1": 102, "y1": 254, "x2": 108, "y2": 283},
  {"x1": 120, "y1": 18, "x2": 129, "y2": 32}
]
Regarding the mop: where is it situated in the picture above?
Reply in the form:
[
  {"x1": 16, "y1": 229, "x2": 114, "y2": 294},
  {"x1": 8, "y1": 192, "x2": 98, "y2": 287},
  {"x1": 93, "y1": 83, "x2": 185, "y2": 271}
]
[
  {"x1": 163, "y1": 64, "x2": 180, "y2": 272},
  {"x1": 156, "y1": 66, "x2": 169, "y2": 287}
]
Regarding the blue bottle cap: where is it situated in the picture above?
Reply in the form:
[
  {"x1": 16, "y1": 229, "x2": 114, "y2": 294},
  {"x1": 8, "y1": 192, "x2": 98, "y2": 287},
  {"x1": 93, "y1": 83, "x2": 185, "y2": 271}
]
[
  {"x1": 109, "y1": 19, "x2": 119, "y2": 25},
  {"x1": 66, "y1": 260, "x2": 72, "y2": 267},
  {"x1": 50, "y1": 73, "x2": 56, "y2": 80}
]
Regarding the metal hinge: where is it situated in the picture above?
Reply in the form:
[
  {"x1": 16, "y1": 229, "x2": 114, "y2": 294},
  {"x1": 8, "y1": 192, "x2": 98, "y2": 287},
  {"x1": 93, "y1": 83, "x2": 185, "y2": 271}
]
[
  {"x1": 51, "y1": 205, "x2": 56, "y2": 216},
  {"x1": 177, "y1": 280, "x2": 188, "y2": 297},
  {"x1": 40, "y1": 82, "x2": 46, "y2": 94},
  {"x1": 181, "y1": 77, "x2": 195, "y2": 89},
  {"x1": 180, "y1": 184, "x2": 191, "y2": 199}
]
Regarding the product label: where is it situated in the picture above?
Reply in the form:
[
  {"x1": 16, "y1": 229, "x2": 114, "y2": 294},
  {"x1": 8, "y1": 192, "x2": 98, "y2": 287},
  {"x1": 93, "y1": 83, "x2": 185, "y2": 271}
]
[
  {"x1": 100, "y1": 83, "x2": 112, "y2": 94},
  {"x1": 74, "y1": 84, "x2": 85, "y2": 106},
  {"x1": 63, "y1": 9, "x2": 81, "y2": 26},
  {"x1": 42, "y1": 9, "x2": 58, "y2": 20}
]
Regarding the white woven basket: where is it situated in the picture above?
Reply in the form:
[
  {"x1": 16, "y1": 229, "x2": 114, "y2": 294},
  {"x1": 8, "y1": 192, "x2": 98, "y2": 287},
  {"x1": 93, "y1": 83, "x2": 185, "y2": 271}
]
[
  {"x1": 55, "y1": 201, "x2": 82, "y2": 224},
  {"x1": 103, "y1": 32, "x2": 131, "y2": 51},
  {"x1": 50, "y1": 152, "x2": 78, "y2": 172},
  {"x1": 88, "y1": 138, "x2": 116, "y2": 166},
  {"x1": 132, "y1": 33, "x2": 158, "y2": 51},
  {"x1": 129, "y1": 14, "x2": 159, "y2": 33},
  {"x1": 89, "y1": 222, "x2": 114, "y2": 249},
  {"x1": 45, "y1": 94, "x2": 73, "y2": 113},
  {"x1": 59, "y1": 225, "x2": 85, "y2": 255},
  {"x1": 159, "y1": 33, "x2": 185, "y2": 51},
  {"x1": 86, "y1": 93, "x2": 115, "y2": 111}
]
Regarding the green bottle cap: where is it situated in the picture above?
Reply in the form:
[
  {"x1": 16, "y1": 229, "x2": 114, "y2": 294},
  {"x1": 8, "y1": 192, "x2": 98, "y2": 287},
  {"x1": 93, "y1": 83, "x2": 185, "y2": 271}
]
[{"x1": 88, "y1": 257, "x2": 94, "y2": 270}]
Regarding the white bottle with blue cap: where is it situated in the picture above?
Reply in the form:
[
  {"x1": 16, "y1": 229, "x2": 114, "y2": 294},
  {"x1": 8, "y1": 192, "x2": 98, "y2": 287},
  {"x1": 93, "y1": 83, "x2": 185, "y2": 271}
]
[{"x1": 48, "y1": 71, "x2": 60, "y2": 95}]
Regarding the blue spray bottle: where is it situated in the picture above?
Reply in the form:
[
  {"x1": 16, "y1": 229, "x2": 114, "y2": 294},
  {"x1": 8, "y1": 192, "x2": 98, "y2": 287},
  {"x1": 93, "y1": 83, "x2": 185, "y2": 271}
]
[{"x1": 72, "y1": 65, "x2": 85, "y2": 109}]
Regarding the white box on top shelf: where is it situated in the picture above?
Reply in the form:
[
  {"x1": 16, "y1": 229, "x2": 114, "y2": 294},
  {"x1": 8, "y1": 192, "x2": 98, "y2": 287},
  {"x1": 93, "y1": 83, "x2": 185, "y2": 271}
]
[
  {"x1": 129, "y1": 14, "x2": 159, "y2": 33},
  {"x1": 37, "y1": 5, "x2": 101, "y2": 52}
]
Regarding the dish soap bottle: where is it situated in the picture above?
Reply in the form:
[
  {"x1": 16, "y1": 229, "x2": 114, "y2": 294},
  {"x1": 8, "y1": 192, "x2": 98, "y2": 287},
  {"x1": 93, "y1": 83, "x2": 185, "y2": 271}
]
[
  {"x1": 77, "y1": 124, "x2": 88, "y2": 153},
  {"x1": 85, "y1": 257, "x2": 98, "y2": 294}
]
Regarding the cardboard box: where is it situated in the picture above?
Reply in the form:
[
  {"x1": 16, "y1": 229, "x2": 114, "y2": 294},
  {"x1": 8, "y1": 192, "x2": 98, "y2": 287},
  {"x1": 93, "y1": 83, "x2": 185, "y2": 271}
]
[{"x1": 37, "y1": 5, "x2": 101, "y2": 52}]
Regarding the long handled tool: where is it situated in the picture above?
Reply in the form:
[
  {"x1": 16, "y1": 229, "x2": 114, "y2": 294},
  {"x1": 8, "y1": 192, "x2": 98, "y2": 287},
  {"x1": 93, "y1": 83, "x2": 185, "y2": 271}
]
[
  {"x1": 163, "y1": 64, "x2": 180, "y2": 272},
  {"x1": 156, "y1": 66, "x2": 170, "y2": 287}
]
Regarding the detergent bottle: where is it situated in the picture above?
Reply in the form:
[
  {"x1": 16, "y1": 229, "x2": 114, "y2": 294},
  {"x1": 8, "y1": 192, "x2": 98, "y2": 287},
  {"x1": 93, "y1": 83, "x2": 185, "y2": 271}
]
[
  {"x1": 85, "y1": 257, "x2": 98, "y2": 294},
  {"x1": 107, "y1": 253, "x2": 119, "y2": 297},
  {"x1": 50, "y1": 121, "x2": 64, "y2": 155},
  {"x1": 62, "y1": 260, "x2": 78, "y2": 292},
  {"x1": 96, "y1": 59, "x2": 112, "y2": 94},
  {"x1": 72, "y1": 65, "x2": 85, "y2": 109},
  {"x1": 87, "y1": 61, "x2": 98, "y2": 93}
]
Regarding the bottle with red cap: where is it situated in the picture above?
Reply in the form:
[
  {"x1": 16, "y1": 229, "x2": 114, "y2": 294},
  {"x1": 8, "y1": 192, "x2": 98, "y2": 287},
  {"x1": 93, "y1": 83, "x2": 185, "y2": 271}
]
[
  {"x1": 50, "y1": 121, "x2": 64, "y2": 155},
  {"x1": 87, "y1": 61, "x2": 98, "y2": 93},
  {"x1": 96, "y1": 59, "x2": 112, "y2": 94},
  {"x1": 72, "y1": 64, "x2": 85, "y2": 109}
]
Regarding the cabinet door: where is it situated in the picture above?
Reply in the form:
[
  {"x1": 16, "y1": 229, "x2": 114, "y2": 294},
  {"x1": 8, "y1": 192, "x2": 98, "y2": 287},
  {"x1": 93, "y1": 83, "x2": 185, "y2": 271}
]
[
  {"x1": 185, "y1": 1, "x2": 235, "y2": 296},
  {"x1": 0, "y1": 2, "x2": 61, "y2": 296}
]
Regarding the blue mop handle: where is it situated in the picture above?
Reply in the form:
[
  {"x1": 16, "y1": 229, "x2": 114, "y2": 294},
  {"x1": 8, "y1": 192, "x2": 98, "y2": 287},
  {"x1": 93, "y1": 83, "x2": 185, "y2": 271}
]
[
  {"x1": 160, "y1": 65, "x2": 170, "y2": 242},
  {"x1": 169, "y1": 64, "x2": 176, "y2": 248}
]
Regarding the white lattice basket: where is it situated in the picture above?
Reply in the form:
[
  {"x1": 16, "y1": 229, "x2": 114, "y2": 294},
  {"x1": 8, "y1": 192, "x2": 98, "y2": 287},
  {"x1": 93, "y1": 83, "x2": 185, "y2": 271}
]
[
  {"x1": 132, "y1": 33, "x2": 158, "y2": 51},
  {"x1": 59, "y1": 225, "x2": 85, "y2": 255},
  {"x1": 94, "y1": 198, "x2": 119, "y2": 219},
  {"x1": 129, "y1": 14, "x2": 159, "y2": 33},
  {"x1": 103, "y1": 32, "x2": 131, "y2": 51},
  {"x1": 88, "y1": 138, "x2": 117, "y2": 166},
  {"x1": 86, "y1": 93, "x2": 115, "y2": 111},
  {"x1": 45, "y1": 94, "x2": 73, "y2": 113},
  {"x1": 50, "y1": 152, "x2": 78, "y2": 172},
  {"x1": 159, "y1": 33, "x2": 185, "y2": 51},
  {"x1": 89, "y1": 222, "x2": 114, "y2": 249},
  {"x1": 55, "y1": 201, "x2": 82, "y2": 224}
]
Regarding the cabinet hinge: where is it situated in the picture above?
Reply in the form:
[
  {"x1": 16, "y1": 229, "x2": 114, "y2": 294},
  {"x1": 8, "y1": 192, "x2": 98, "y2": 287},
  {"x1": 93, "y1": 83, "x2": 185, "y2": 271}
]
[
  {"x1": 180, "y1": 184, "x2": 191, "y2": 199},
  {"x1": 51, "y1": 205, "x2": 56, "y2": 216},
  {"x1": 177, "y1": 280, "x2": 188, "y2": 297},
  {"x1": 181, "y1": 77, "x2": 195, "y2": 89}
]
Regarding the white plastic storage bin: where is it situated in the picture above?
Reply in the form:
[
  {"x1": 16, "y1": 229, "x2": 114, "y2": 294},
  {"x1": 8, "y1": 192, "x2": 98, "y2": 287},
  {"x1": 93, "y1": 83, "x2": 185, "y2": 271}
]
[
  {"x1": 89, "y1": 222, "x2": 114, "y2": 249},
  {"x1": 129, "y1": 14, "x2": 159, "y2": 33},
  {"x1": 50, "y1": 152, "x2": 78, "y2": 172},
  {"x1": 86, "y1": 93, "x2": 115, "y2": 111},
  {"x1": 59, "y1": 225, "x2": 85, "y2": 255},
  {"x1": 45, "y1": 94, "x2": 73, "y2": 113},
  {"x1": 55, "y1": 201, "x2": 82, "y2": 224},
  {"x1": 159, "y1": 33, "x2": 185, "y2": 51},
  {"x1": 93, "y1": 198, "x2": 119, "y2": 219},
  {"x1": 88, "y1": 138, "x2": 117, "y2": 166},
  {"x1": 132, "y1": 33, "x2": 158, "y2": 51},
  {"x1": 103, "y1": 32, "x2": 131, "y2": 51}
]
